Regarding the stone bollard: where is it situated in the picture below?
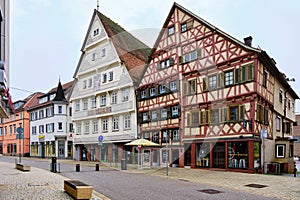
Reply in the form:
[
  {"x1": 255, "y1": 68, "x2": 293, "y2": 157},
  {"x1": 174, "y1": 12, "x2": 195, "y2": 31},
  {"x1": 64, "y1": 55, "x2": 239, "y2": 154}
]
[
  {"x1": 294, "y1": 162, "x2": 297, "y2": 177},
  {"x1": 76, "y1": 164, "x2": 80, "y2": 172},
  {"x1": 95, "y1": 163, "x2": 99, "y2": 171}
]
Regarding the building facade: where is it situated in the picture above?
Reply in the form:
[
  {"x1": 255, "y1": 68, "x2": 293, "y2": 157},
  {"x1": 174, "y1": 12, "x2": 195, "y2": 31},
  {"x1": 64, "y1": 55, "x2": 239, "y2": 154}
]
[
  {"x1": 70, "y1": 9, "x2": 149, "y2": 162},
  {"x1": 0, "y1": 93, "x2": 38, "y2": 156},
  {"x1": 293, "y1": 115, "x2": 300, "y2": 158},
  {"x1": 137, "y1": 3, "x2": 298, "y2": 173},
  {"x1": 29, "y1": 80, "x2": 74, "y2": 159},
  {"x1": 0, "y1": 0, "x2": 13, "y2": 118}
]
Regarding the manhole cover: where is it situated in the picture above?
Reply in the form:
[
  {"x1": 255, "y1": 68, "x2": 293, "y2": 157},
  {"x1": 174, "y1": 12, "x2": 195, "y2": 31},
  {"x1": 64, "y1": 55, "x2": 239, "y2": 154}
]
[
  {"x1": 245, "y1": 184, "x2": 268, "y2": 188},
  {"x1": 198, "y1": 189, "x2": 223, "y2": 194}
]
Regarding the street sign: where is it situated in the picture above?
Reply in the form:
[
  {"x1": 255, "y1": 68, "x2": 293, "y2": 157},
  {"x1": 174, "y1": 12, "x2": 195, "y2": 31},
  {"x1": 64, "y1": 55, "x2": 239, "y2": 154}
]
[
  {"x1": 16, "y1": 133, "x2": 24, "y2": 139},
  {"x1": 98, "y1": 135, "x2": 104, "y2": 141},
  {"x1": 17, "y1": 126, "x2": 24, "y2": 134},
  {"x1": 260, "y1": 129, "x2": 268, "y2": 139}
]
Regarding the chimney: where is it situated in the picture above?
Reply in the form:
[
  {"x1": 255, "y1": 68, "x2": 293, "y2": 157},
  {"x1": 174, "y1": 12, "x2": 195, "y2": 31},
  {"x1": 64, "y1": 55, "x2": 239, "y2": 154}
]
[{"x1": 244, "y1": 36, "x2": 253, "y2": 47}]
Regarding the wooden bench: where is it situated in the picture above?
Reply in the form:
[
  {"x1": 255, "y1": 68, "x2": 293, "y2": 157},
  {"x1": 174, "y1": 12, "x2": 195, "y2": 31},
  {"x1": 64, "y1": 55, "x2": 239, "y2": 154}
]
[
  {"x1": 64, "y1": 180, "x2": 93, "y2": 200},
  {"x1": 16, "y1": 163, "x2": 31, "y2": 172}
]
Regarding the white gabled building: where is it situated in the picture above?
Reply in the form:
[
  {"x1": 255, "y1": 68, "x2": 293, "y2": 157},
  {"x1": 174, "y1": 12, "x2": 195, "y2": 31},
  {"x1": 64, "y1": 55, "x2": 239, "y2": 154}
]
[
  {"x1": 70, "y1": 9, "x2": 149, "y2": 162},
  {"x1": 29, "y1": 80, "x2": 74, "y2": 158}
]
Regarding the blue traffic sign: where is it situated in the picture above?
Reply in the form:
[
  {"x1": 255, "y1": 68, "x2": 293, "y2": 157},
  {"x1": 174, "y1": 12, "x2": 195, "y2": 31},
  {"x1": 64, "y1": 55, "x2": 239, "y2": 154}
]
[
  {"x1": 17, "y1": 126, "x2": 24, "y2": 134},
  {"x1": 98, "y1": 135, "x2": 104, "y2": 141}
]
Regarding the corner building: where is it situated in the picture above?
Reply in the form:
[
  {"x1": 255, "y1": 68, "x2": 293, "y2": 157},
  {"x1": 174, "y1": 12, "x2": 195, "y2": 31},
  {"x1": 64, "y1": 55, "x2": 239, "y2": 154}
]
[
  {"x1": 137, "y1": 3, "x2": 298, "y2": 172},
  {"x1": 70, "y1": 9, "x2": 149, "y2": 162}
]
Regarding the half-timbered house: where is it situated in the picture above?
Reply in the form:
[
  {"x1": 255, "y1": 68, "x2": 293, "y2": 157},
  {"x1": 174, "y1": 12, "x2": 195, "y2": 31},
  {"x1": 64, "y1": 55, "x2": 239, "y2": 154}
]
[{"x1": 137, "y1": 3, "x2": 298, "y2": 173}]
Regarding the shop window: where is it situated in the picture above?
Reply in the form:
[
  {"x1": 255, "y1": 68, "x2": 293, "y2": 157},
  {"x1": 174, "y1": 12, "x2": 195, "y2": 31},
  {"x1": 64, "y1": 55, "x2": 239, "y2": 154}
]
[
  {"x1": 196, "y1": 143, "x2": 210, "y2": 167},
  {"x1": 228, "y1": 142, "x2": 248, "y2": 169}
]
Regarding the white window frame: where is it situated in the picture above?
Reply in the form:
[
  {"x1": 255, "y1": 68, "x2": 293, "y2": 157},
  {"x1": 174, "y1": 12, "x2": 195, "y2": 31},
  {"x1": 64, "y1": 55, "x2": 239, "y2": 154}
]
[
  {"x1": 123, "y1": 88, "x2": 129, "y2": 101},
  {"x1": 91, "y1": 96, "x2": 97, "y2": 108},
  {"x1": 161, "y1": 108, "x2": 167, "y2": 119},
  {"x1": 84, "y1": 121, "x2": 90, "y2": 134},
  {"x1": 83, "y1": 99, "x2": 88, "y2": 110},
  {"x1": 141, "y1": 90, "x2": 146, "y2": 99},
  {"x1": 143, "y1": 113, "x2": 148, "y2": 122},
  {"x1": 76, "y1": 123, "x2": 81, "y2": 135},
  {"x1": 151, "y1": 110, "x2": 157, "y2": 121},
  {"x1": 93, "y1": 120, "x2": 98, "y2": 133},
  {"x1": 159, "y1": 85, "x2": 166, "y2": 94},
  {"x1": 109, "y1": 71, "x2": 113, "y2": 81},
  {"x1": 101, "y1": 94, "x2": 106, "y2": 106},
  {"x1": 113, "y1": 117, "x2": 119, "y2": 131},
  {"x1": 172, "y1": 106, "x2": 179, "y2": 117},
  {"x1": 124, "y1": 115, "x2": 131, "y2": 129},
  {"x1": 276, "y1": 116, "x2": 281, "y2": 131},
  {"x1": 102, "y1": 119, "x2": 108, "y2": 132},
  {"x1": 150, "y1": 88, "x2": 156, "y2": 97},
  {"x1": 111, "y1": 92, "x2": 117, "y2": 104},
  {"x1": 75, "y1": 100, "x2": 80, "y2": 111},
  {"x1": 83, "y1": 80, "x2": 87, "y2": 89},
  {"x1": 88, "y1": 78, "x2": 92, "y2": 88},
  {"x1": 170, "y1": 81, "x2": 177, "y2": 91},
  {"x1": 276, "y1": 144, "x2": 285, "y2": 158}
]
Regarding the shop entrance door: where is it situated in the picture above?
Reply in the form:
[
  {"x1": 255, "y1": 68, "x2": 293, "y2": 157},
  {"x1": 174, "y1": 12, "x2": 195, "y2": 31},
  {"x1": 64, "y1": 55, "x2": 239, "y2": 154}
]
[{"x1": 212, "y1": 143, "x2": 225, "y2": 168}]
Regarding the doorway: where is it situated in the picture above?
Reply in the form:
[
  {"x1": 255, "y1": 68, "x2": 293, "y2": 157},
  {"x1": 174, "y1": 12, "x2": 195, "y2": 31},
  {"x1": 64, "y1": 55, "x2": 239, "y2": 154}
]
[{"x1": 212, "y1": 143, "x2": 225, "y2": 168}]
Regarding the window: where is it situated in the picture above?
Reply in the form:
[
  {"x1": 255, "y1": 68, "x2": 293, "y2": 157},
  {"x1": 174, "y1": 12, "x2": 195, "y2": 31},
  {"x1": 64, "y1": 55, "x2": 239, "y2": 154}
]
[
  {"x1": 69, "y1": 107, "x2": 72, "y2": 117},
  {"x1": 46, "y1": 123, "x2": 54, "y2": 133},
  {"x1": 75, "y1": 100, "x2": 80, "y2": 111},
  {"x1": 162, "y1": 130, "x2": 169, "y2": 143},
  {"x1": 229, "y1": 106, "x2": 239, "y2": 121},
  {"x1": 170, "y1": 81, "x2": 177, "y2": 91},
  {"x1": 240, "y1": 63, "x2": 254, "y2": 82},
  {"x1": 288, "y1": 99, "x2": 291, "y2": 110},
  {"x1": 182, "y1": 50, "x2": 198, "y2": 63},
  {"x1": 151, "y1": 110, "x2": 157, "y2": 121},
  {"x1": 32, "y1": 126, "x2": 37, "y2": 135},
  {"x1": 46, "y1": 107, "x2": 53, "y2": 117},
  {"x1": 152, "y1": 132, "x2": 159, "y2": 143},
  {"x1": 172, "y1": 105, "x2": 179, "y2": 117},
  {"x1": 150, "y1": 87, "x2": 156, "y2": 97},
  {"x1": 102, "y1": 119, "x2": 108, "y2": 132},
  {"x1": 83, "y1": 99, "x2": 88, "y2": 110},
  {"x1": 181, "y1": 23, "x2": 187, "y2": 32},
  {"x1": 211, "y1": 109, "x2": 219, "y2": 124},
  {"x1": 111, "y1": 92, "x2": 117, "y2": 104},
  {"x1": 143, "y1": 132, "x2": 150, "y2": 140},
  {"x1": 58, "y1": 122, "x2": 63, "y2": 131},
  {"x1": 101, "y1": 94, "x2": 106, "y2": 106},
  {"x1": 225, "y1": 71, "x2": 234, "y2": 86},
  {"x1": 83, "y1": 80, "x2": 87, "y2": 89},
  {"x1": 109, "y1": 71, "x2": 113, "y2": 81},
  {"x1": 102, "y1": 73, "x2": 107, "y2": 83},
  {"x1": 283, "y1": 122, "x2": 291, "y2": 134},
  {"x1": 101, "y1": 48, "x2": 106, "y2": 57},
  {"x1": 113, "y1": 117, "x2": 119, "y2": 131},
  {"x1": 168, "y1": 26, "x2": 175, "y2": 36},
  {"x1": 39, "y1": 125, "x2": 44, "y2": 134},
  {"x1": 276, "y1": 144, "x2": 285, "y2": 158},
  {"x1": 263, "y1": 70, "x2": 268, "y2": 88},
  {"x1": 58, "y1": 106, "x2": 62, "y2": 114},
  {"x1": 91, "y1": 97, "x2": 97, "y2": 108},
  {"x1": 123, "y1": 88, "x2": 129, "y2": 101},
  {"x1": 161, "y1": 108, "x2": 167, "y2": 119},
  {"x1": 76, "y1": 123, "x2": 81, "y2": 135},
  {"x1": 84, "y1": 121, "x2": 89, "y2": 134},
  {"x1": 124, "y1": 115, "x2": 131, "y2": 129},
  {"x1": 279, "y1": 89, "x2": 283, "y2": 103},
  {"x1": 276, "y1": 116, "x2": 281, "y2": 131},
  {"x1": 69, "y1": 123, "x2": 73, "y2": 132},
  {"x1": 93, "y1": 28, "x2": 99, "y2": 36},
  {"x1": 141, "y1": 90, "x2": 147, "y2": 99},
  {"x1": 192, "y1": 112, "x2": 199, "y2": 126},
  {"x1": 256, "y1": 104, "x2": 269, "y2": 125},
  {"x1": 172, "y1": 129, "x2": 180, "y2": 142},
  {"x1": 184, "y1": 79, "x2": 197, "y2": 95},
  {"x1": 92, "y1": 53, "x2": 97, "y2": 61},
  {"x1": 159, "y1": 85, "x2": 166, "y2": 94},
  {"x1": 157, "y1": 58, "x2": 174, "y2": 70},
  {"x1": 143, "y1": 112, "x2": 149, "y2": 122},
  {"x1": 0, "y1": 127, "x2": 2, "y2": 136},
  {"x1": 39, "y1": 110, "x2": 44, "y2": 119},
  {"x1": 13, "y1": 124, "x2": 16, "y2": 134},
  {"x1": 88, "y1": 78, "x2": 92, "y2": 88},
  {"x1": 93, "y1": 120, "x2": 98, "y2": 133},
  {"x1": 209, "y1": 75, "x2": 217, "y2": 90}
]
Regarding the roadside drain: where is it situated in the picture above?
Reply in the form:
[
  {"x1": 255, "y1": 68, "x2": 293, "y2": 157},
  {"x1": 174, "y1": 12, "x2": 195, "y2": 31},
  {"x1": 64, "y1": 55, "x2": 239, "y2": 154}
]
[
  {"x1": 245, "y1": 184, "x2": 268, "y2": 188},
  {"x1": 197, "y1": 189, "x2": 223, "y2": 194}
]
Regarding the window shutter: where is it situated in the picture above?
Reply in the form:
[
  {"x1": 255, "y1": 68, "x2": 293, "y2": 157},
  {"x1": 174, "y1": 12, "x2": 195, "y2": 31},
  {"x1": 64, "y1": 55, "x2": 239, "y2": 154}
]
[
  {"x1": 218, "y1": 72, "x2": 224, "y2": 88},
  {"x1": 248, "y1": 63, "x2": 254, "y2": 81},
  {"x1": 239, "y1": 105, "x2": 245, "y2": 120},
  {"x1": 186, "y1": 19, "x2": 194, "y2": 29},
  {"x1": 179, "y1": 56, "x2": 183, "y2": 64},
  {"x1": 206, "y1": 110, "x2": 211, "y2": 124},
  {"x1": 184, "y1": 82, "x2": 188, "y2": 95},
  {"x1": 167, "y1": 107, "x2": 171, "y2": 119},
  {"x1": 241, "y1": 66, "x2": 246, "y2": 82},
  {"x1": 187, "y1": 113, "x2": 191, "y2": 126},
  {"x1": 191, "y1": 79, "x2": 197, "y2": 94},
  {"x1": 197, "y1": 49, "x2": 202, "y2": 59},
  {"x1": 234, "y1": 68, "x2": 240, "y2": 84},
  {"x1": 202, "y1": 78, "x2": 208, "y2": 91},
  {"x1": 169, "y1": 58, "x2": 174, "y2": 66}
]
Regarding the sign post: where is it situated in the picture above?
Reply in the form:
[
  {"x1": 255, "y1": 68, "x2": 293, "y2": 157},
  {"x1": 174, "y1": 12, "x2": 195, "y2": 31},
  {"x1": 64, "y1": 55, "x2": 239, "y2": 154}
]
[
  {"x1": 98, "y1": 135, "x2": 103, "y2": 164},
  {"x1": 16, "y1": 126, "x2": 24, "y2": 163},
  {"x1": 260, "y1": 128, "x2": 268, "y2": 174}
]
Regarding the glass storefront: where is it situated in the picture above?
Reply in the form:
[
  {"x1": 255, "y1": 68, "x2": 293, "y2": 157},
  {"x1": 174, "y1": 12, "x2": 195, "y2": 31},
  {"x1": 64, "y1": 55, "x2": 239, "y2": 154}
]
[
  {"x1": 228, "y1": 142, "x2": 248, "y2": 169},
  {"x1": 196, "y1": 143, "x2": 210, "y2": 167},
  {"x1": 253, "y1": 142, "x2": 260, "y2": 168}
]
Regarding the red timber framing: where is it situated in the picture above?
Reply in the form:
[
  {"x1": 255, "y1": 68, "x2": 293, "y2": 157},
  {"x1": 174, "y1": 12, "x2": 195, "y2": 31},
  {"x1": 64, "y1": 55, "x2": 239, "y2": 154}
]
[{"x1": 138, "y1": 3, "x2": 297, "y2": 173}]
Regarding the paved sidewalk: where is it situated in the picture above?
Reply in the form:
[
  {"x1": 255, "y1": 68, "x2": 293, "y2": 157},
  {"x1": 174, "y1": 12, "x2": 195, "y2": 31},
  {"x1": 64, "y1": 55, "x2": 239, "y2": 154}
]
[{"x1": 0, "y1": 162, "x2": 103, "y2": 200}]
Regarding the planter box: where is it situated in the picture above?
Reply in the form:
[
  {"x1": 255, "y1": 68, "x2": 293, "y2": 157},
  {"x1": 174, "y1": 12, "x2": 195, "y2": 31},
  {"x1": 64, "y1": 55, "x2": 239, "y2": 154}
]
[{"x1": 64, "y1": 180, "x2": 93, "y2": 200}]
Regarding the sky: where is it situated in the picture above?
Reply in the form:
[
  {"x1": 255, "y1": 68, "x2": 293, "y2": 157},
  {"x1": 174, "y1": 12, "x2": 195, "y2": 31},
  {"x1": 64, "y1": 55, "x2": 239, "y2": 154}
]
[{"x1": 10, "y1": 0, "x2": 300, "y2": 111}]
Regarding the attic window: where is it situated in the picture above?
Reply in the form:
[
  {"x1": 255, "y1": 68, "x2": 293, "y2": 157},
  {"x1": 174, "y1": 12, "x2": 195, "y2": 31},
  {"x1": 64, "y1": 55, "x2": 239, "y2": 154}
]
[
  {"x1": 93, "y1": 28, "x2": 99, "y2": 36},
  {"x1": 168, "y1": 26, "x2": 175, "y2": 36}
]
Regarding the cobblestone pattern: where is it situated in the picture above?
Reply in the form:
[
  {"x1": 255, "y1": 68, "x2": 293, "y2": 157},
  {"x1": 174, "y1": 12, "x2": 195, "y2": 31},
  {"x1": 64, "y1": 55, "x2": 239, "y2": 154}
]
[{"x1": 0, "y1": 162, "x2": 102, "y2": 200}]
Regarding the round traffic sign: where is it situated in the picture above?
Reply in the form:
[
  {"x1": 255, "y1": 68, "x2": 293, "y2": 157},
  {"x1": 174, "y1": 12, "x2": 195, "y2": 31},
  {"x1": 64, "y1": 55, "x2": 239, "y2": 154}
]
[{"x1": 98, "y1": 135, "x2": 104, "y2": 141}]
